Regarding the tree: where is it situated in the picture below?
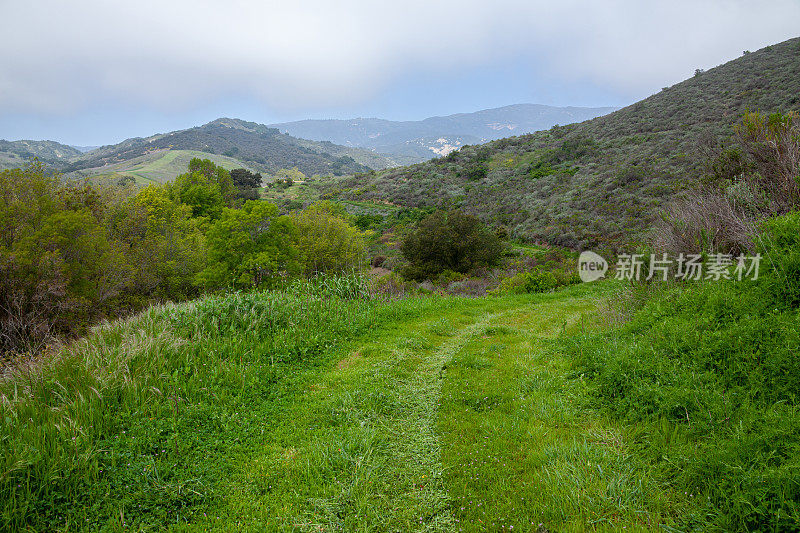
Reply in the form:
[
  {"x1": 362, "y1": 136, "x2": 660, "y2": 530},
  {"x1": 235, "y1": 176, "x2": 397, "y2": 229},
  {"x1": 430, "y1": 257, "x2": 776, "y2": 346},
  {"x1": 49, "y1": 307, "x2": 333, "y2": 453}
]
[
  {"x1": 0, "y1": 162, "x2": 132, "y2": 353},
  {"x1": 108, "y1": 184, "x2": 205, "y2": 302},
  {"x1": 188, "y1": 158, "x2": 236, "y2": 204},
  {"x1": 170, "y1": 170, "x2": 224, "y2": 220},
  {"x1": 290, "y1": 202, "x2": 366, "y2": 276},
  {"x1": 400, "y1": 209, "x2": 502, "y2": 280},
  {"x1": 230, "y1": 168, "x2": 263, "y2": 202},
  {"x1": 197, "y1": 201, "x2": 297, "y2": 289}
]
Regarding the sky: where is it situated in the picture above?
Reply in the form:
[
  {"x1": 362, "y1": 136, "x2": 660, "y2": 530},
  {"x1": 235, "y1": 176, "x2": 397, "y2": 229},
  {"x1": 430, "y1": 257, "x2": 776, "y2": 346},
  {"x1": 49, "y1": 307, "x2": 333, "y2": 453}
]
[{"x1": 1, "y1": 0, "x2": 799, "y2": 146}]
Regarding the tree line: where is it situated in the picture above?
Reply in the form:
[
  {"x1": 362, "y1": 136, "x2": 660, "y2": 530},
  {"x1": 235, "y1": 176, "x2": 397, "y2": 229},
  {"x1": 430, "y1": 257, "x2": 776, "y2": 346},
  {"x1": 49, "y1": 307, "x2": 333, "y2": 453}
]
[{"x1": 0, "y1": 159, "x2": 366, "y2": 355}]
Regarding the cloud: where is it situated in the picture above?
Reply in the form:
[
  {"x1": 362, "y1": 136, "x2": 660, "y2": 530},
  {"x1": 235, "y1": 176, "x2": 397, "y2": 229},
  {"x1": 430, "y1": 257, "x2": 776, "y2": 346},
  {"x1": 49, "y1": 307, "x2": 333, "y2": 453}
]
[{"x1": 1, "y1": 0, "x2": 798, "y2": 115}]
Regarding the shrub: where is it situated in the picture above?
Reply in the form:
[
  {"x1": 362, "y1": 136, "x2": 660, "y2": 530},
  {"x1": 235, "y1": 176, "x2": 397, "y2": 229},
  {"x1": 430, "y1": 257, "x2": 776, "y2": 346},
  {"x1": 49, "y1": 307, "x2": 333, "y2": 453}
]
[
  {"x1": 493, "y1": 270, "x2": 559, "y2": 295},
  {"x1": 567, "y1": 215, "x2": 800, "y2": 530},
  {"x1": 655, "y1": 111, "x2": 800, "y2": 256},
  {"x1": 290, "y1": 202, "x2": 367, "y2": 276},
  {"x1": 400, "y1": 209, "x2": 502, "y2": 280}
]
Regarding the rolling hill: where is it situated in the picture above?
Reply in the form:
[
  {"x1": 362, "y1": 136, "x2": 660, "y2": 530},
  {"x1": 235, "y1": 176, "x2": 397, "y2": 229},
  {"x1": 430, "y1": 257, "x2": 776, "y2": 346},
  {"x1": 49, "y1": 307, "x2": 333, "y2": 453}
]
[
  {"x1": 63, "y1": 118, "x2": 393, "y2": 177},
  {"x1": 329, "y1": 37, "x2": 800, "y2": 249},
  {"x1": 0, "y1": 139, "x2": 83, "y2": 169},
  {"x1": 271, "y1": 103, "x2": 618, "y2": 163},
  {"x1": 70, "y1": 149, "x2": 262, "y2": 185},
  {"x1": 0, "y1": 119, "x2": 399, "y2": 179}
]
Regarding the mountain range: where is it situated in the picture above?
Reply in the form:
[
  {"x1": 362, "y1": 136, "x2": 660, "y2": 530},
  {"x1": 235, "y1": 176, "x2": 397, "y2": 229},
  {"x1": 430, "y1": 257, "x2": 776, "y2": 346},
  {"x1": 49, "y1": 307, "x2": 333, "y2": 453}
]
[
  {"x1": 0, "y1": 120, "x2": 390, "y2": 183},
  {"x1": 0, "y1": 105, "x2": 617, "y2": 183},
  {"x1": 270, "y1": 104, "x2": 617, "y2": 162}
]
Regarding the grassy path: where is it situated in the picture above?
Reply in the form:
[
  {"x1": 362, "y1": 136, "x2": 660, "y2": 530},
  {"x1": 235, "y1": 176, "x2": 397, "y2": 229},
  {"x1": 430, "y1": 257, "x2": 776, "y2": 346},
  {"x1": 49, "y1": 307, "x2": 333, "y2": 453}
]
[
  {"x1": 437, "y1": 287, "x2": 673, "y2": 532},
  {"x1": 193, "y1": 283, "x2": 672, "y2": 531}
]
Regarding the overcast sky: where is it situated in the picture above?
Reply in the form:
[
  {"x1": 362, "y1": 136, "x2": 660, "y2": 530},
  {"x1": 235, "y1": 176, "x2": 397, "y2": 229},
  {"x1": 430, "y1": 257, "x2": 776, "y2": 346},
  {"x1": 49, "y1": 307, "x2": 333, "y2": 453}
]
[{"x1": 1, "y1": 0, "x2": 798, "y2": 145}]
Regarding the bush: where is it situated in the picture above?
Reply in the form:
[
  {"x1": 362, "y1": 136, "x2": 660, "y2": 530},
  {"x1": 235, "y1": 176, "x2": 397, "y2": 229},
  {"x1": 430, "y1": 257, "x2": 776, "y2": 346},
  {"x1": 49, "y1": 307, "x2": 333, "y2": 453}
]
[
  {"x1": 290, "y1": 202, "x2": 367, "y2": 276},
  {"x1": 400, "y1": 209, "x2": 502, "y2": 280},
  {"x1": 493, "y1": 270, "x2": 559, "y2": 295},
  {"x1": 655, "y1": 111, "x2": 800, "y2": 256}
]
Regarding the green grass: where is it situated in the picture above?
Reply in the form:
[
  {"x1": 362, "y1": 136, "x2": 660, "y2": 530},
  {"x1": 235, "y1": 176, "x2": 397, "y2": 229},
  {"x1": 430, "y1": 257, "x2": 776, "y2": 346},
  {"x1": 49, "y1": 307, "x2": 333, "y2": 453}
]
[
  {"x1": 76, "y1": 150, "x2": 257, "y2": 185},
  {"x1": 437, "y1": 285, "x2": 676, "y2": 531},
  {"x1": 4, "y1": 272, "x2": 797, "y2": 531}
]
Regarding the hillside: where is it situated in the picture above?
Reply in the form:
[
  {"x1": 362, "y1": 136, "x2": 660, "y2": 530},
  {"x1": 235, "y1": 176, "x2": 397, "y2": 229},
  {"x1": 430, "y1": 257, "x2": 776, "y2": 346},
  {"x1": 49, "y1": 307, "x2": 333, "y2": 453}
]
[
  {"x1": 0, "y1": 139, "x2": 83, "y2": 169},
  {"x1": 330, "y1": 37, "x2": 800, "y2": 249},
  {"x1": 0, "y1": 119, "x2": 398, "y2": 177},
  {"x1": 71, "y1": 149, "x2": 261, "y2": 185},
  {"x1": 63, "y1": 118, "x2": 393, "y2": 177},
  {"x1": 271, "y1": 104, "x2": 617, "y2": 163}
]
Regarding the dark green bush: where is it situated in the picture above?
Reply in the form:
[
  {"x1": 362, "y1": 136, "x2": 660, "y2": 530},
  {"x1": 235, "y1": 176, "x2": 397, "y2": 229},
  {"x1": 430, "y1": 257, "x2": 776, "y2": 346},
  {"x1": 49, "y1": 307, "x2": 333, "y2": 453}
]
[{"x1": 400, "y1": 209, "x2": 501, "y2": 280}]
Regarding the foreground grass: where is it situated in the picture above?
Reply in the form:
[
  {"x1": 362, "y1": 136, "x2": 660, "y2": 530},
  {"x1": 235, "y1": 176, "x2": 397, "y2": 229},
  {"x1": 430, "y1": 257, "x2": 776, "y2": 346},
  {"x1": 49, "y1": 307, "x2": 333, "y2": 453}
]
[
  {"x1": 194, "y1": 294, "x2": 531, "y2": 530},
  {"x1": 0, "y1": 287, "x2": 378, "y2": 530},
  {"x1": 437, "y1": 286, "x2": 677, "y2": 532},
  {"x1": 2, "y1": 281, "x2": 711, "y2": 531}
]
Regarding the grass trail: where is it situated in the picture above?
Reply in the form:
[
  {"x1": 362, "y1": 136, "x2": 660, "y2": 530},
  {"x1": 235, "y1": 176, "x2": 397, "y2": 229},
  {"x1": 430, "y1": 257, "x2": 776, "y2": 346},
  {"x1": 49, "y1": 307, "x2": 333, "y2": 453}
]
[
  {"x1": 194, "y1": 282, "x2": 678, "y2": 531},
  {"x1": 437, "y1": 286, "x2": 675, "y2": 531},
  {"x1": 2, "y1": 282, "x2": 679, "y2": 531},
  {"x1": 196, "y1": 296, "x2": 526, "y2": 530}
]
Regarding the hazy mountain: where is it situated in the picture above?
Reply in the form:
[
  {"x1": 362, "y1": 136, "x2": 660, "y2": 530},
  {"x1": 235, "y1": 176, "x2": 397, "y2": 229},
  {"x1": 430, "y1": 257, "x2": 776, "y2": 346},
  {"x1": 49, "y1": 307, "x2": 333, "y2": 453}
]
[
  {"x1": 331, "y1": 37, "x2": 800, "y2": 249},
  {"x1": 69, "y1": 145, "x2": 101, "y2": 153},
  {"x1": 270, "y1": 104, "x2": 618, "y2": 162}
]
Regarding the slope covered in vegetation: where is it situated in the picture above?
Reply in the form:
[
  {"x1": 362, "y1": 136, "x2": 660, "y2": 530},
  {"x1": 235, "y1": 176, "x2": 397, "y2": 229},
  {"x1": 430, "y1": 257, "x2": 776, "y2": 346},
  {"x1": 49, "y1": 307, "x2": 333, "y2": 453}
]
[
  {"x1": 331, "y1": 37, "x2": 800, "y2": 249},
  {"x1": 0, "y1": 119, "x2": 396, "y2": 177},
  {"x1": 0, "y1": 140, "x2": 83, "y2": 169},
  {"x1": 63, "y1": 118, "x2": 382, "y2": 177}
]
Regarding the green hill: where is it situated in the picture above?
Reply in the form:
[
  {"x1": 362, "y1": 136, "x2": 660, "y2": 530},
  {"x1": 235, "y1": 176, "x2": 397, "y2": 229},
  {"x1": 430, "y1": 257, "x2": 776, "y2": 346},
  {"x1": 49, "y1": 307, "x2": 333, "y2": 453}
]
[
  {"x1": 330, "y1": 37, "x2": 800, "y2": 249},
  {"x1": 63, "y1": 118, "x2": 391, "y2": 177},
  {"x1": 71, "y1": 149, "x2": 261, "y2": 185},
  {"x1": 0, "y1": 139, "x2": 83, "y2": 168},
  {"x1": 0, "y1": 119, "x2": 398, "y2": 178}
]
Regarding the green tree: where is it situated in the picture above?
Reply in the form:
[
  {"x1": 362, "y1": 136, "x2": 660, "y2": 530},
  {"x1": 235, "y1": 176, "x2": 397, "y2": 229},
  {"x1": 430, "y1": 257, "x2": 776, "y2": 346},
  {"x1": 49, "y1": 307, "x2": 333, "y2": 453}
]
[
  {"x1": 230, "y1": 168, "x2": 263, "y2": 202},
  {"x1": 0, "y1": 162, "x2": 132, "y2": 352},
  {"x1": 290, "y1": 202, "x2": 366, "y2": 276},
  {"x1": 108, "y1": 184, "x2": 205, "y2": 302},
  {"x1": 400, "y1": 209, "x2": 502, "y2": 280},
  {"x1": 188, "y1": 158, "x2": 236, "y2": 204},
  {"x1": 170, "y1": 170, "x2": 224, "y2": 220},
  {"x1": 197, "y1": 201, "x2": 297, "y2": 289}
]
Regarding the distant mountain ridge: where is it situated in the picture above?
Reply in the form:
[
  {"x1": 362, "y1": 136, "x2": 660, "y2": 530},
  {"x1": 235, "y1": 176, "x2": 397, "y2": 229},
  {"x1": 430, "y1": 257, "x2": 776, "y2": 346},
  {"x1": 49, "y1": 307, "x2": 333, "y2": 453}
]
[
  {"x1": 62, "y1": 118, "x2": 384, "y2": 177},
  {"x1": 270, "y1": 104, "x2": 618, "y2": 162}
]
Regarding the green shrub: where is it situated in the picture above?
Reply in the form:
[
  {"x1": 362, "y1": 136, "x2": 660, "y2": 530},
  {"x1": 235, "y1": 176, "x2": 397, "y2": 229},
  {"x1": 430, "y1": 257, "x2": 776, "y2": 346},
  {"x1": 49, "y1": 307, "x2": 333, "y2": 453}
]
[
  {"x1": 400, "y1": 209, "x2": 501, "y2": 280},
  {"x1": 290, "y1": 202, "x2": 367, "y2": 276},
  {"x1": 493, "y1": 270, "x2": 559, "y2": 295}
]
